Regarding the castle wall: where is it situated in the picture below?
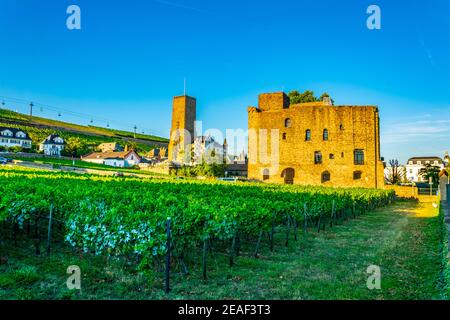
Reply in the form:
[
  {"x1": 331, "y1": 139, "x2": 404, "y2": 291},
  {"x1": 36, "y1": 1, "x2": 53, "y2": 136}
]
[{"x1": 248, "y1": 92, "x2": 385, "y2": 188}]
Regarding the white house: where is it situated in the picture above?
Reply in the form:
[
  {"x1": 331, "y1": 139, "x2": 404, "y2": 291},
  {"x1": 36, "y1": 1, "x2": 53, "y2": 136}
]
[
  {"x1": 192, "y1": 135, "x2": 227, "y2": 165},
  {"x1": 0, "y1": 127, "x2": 32, "y2": 149},
  {"x1": 405, "y1": 156, "x2": 445, "y2": 182},
  {"x1": 81, "y1": 150, "x2": 141, "y2": 168},
  {"x1": 39, "y1": 135, "x2": 65, "y2": 156}
]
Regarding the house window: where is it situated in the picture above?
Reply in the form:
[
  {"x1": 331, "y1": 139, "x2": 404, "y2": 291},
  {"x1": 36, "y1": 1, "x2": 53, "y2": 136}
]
[
  {"x1": 314, "y1": 151, "x2": 322, "y2": 164},
  {"x1": 323, "y1": 129, "x2": 328, "y2": 141},
  {"x1": 353, "y1": 171, "x2": 362, "y2": 180},
  {"x1": 329, "y1": 153, "x2": 334, "y2": 160},
  {"x1": 263, "y1": 169, "x2": 270, "y2": 180},
  {"x1": 284, "y1": 118, "x2": 291, "y2": 128},
  {"x1": 282, "y1": 133, "x2": 287, "y2": 140},
  {"x1": 305, "y1": 129, "x2": 311, "y2": 141},
  {"x1": 321, "y1": 171, "x2": 330, "y2": 183},
  {"x1": 354, "y1": 149, "x2": 364, "y2": 165}
]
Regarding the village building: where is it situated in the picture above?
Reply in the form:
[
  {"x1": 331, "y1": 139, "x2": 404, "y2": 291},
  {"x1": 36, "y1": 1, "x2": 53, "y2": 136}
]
[
  {"x1": 192, "y1": 135, "x2": 227, "y2": 165},
  {"x1": 0, "y1": 127, "x2": 32, "y2": 149},
  {"x1": 39, "y1": 134, "x2": 65, "y2": 156},
  {"x1": 81, "y1": 150, "x2": 141, "y2": 168},
  {"x1": 247, "y1": 92, "x2": 385, "y2": 188},
  {"x1": 405, "y1": 156, "x2": 445, "y2": 182},
  {"x1": 97, "y1": 142, "x2": 124, "y2": 153}
]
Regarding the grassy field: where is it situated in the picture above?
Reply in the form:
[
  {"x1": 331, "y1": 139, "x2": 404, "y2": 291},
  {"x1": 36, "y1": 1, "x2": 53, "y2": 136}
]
[{"x1": 0, "y1": 199, "x2": 445, "y2": 300}]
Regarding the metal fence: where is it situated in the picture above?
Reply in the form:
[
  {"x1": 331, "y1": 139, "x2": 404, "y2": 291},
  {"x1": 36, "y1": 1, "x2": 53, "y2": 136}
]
[
  {"x1": 447, "y1": 186, "x2": 450, "y2": 205},
  {"x1": 417, "y1": 187, "x2": 439, "y2": 196}
]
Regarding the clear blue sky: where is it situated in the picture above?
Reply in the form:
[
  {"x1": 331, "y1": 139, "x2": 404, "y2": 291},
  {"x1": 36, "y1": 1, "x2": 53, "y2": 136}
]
[{"x1": 0, "y1": 0, "x2": 449, "y2": 162}]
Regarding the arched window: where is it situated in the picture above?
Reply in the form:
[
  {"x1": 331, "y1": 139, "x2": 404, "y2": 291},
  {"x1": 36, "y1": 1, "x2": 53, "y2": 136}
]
[
  {"x1": 284, "y1": 118, "x2": 292, "y2": 128},
  {"x1": 339, "y1": 124, "x2": 344, "y2": 130},
  {"x1": 305, "y1": 129, "x2": 311, "y2": 141},
  {"x1": 323, "y1": 129, "x2": 328, "y2": 141},
  {"x1": 353, "y1": 171, "x2": 362, "y2": 180},
  {"x1": 263, "y1": 169, "x2": 270, "y2": 180},
  {"x1": 282, "y1": 133, "x2": 287, "y2": 140},
  {"x1": 354, "y1": 149, "x2": 364, "y2": 165},
  {"x1": 321, "y1": 171, "x2": 330, "y2": 183}
]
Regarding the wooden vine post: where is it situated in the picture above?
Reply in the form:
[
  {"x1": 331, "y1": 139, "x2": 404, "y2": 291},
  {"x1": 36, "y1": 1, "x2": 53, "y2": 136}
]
[
  {"x1": 330, "y1": 200, "x2": 336, "y2": 228},
  {"x1": 303, "y1": 203, "x2": 308, "y2": 238},
  {"x1": 165, "y1": 217, "x2": 171, "y2": 294},
  {"x1": 254, "y1": 230, "x2": 263, "y2": 258},
  {"x1": 46, "y1": 203, "x2": 54, "y2": 256},
  {"x1": 270, "y1": 213, "x2": 275, "y2": 252},
  {"x1": 202, "y1": 237, "x2": 208, "y2": 280}
]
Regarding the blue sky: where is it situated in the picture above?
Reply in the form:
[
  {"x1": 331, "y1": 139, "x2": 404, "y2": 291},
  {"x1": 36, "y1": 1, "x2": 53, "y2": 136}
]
[{"x1": 0, "y1": 0, "x2": 449, "y2": 162}]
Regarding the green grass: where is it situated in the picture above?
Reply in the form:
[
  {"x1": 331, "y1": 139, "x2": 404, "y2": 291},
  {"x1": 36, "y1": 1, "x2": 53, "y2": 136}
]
[{"x1": 0, "y1": 200, "x2": 445, "y2": 300}]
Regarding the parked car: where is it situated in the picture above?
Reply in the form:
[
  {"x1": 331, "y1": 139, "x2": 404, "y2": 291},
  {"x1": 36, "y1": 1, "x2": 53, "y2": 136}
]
[
  {"x1": 0, "y1": 157, "x2": 7, "y2": 165},
  {"x1": 113, "y1": 172, "x2": 124, "y2": 177}
]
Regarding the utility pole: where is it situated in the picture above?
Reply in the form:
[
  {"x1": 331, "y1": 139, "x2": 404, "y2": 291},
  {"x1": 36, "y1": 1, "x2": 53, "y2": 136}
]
[
  {"x1": 29, "y1": 102, "x2": 34, "y2": 118},
  {"x1": 133, "y1": 125, "x2": 137, "y2": 139}
]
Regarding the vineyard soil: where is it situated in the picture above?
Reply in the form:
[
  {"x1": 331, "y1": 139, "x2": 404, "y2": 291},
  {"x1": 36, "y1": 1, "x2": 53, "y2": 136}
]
[{"x1": 0, "y1": 200, "x2": 442, "y2": 300}]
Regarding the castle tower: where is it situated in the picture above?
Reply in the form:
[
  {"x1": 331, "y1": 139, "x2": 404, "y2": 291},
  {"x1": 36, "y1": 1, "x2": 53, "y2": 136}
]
[
  {"x1": 223, "y1": 138, "x2": 228, "y2": 164},
  {"x1": 168, "y1": 95, "x2": 196, "y2": 163}
]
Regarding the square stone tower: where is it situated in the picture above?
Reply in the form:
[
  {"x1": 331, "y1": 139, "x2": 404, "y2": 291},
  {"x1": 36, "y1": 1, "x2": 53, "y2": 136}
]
[{"x1": 168, "y1": 95, "x2": 196, "y2": 163}]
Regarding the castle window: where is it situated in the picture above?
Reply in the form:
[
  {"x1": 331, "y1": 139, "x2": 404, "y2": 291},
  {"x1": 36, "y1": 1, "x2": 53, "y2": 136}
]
[
  {"x1": 341, "y1": 152, "x2": 344, "y2": 158},
  {"x1": 282, "y1": 133, "x2": 287, "y2": 140},
  {"x1": 314, "y1": 151, "x2": 322, "y2": 164},
  {"x1": 321, "y1": 171, "x2": 330, "y2": 183},
  {"x1": 339, "y1": 124, "x2": 344, "y2": 130},
  {"x1": 354, "y1": 149, "x2": 364, "y2": 165},
  {"x1": 305, "y1": 129, "x2": 311, "y2": 141},
  {"x1": 323, "y1": 129, "x2": 329, "y2": 141},
  {"x1": 329, "y1": 153, "x2": 334, "y2": 160},
  {"x1": 353, "y1": 171, "x2": 362, "y2": 180},
  {"x1": 284, "y1": 118, "x2": 292, "y2": 128},
  {"x1": 263, "y1": 169, "x2": 270, "y2": 181}
]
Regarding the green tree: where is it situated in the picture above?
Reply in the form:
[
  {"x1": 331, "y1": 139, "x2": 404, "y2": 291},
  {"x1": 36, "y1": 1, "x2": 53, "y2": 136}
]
[
  {"x1": 64, "y1": 137, "x2": 89, "y2": 157},
  {"x1": 386, "y1": 159, "x2": 405, "y2": 184},
  {"x1": 288, "y1": 90, "x2": 333, "y2": 104},
  {"x1": 419, "y1": 164, "x2": 441, "y2": 188}
]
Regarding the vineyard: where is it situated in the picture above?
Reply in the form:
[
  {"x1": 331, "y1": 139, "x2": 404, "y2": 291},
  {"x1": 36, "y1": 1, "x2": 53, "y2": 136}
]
[{"x1": 0, "y1": 166, "x2": 395, "y2": 292}]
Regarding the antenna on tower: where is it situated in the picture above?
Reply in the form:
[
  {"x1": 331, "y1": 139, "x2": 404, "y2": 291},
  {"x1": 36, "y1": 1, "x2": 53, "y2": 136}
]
[{"x1": 184, "y1": 77, "x2": 186, "y2": 96}]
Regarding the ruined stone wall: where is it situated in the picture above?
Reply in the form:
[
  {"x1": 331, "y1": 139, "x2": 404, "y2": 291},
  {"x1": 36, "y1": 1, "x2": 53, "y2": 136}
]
[{"x1": 248, "y1": 92, "x2": 385, "y2": 188}]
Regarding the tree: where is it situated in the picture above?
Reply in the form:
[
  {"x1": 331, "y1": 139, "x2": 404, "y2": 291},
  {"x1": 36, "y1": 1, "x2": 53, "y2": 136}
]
[
  {"x1": 386, "y1": 159, "x2": 405, "y2": 184},
  {"x1": 64, "y1": 137, "x2": 89, "y2": 157},
  {"x1": 419, "y1": 164, "x2": 440, "y2": 188},
  {"x1": 288, "y1": 90, "x2": 333, "y2": 104}
]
